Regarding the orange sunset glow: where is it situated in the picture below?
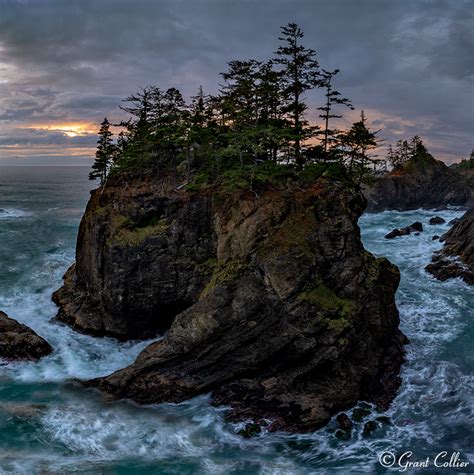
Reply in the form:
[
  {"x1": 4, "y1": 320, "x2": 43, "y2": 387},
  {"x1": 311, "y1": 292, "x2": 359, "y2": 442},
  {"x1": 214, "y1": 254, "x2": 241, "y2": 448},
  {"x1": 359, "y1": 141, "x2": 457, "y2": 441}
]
[{"x1": 26, "y1": 123, "x2": 98, "y2": 138}]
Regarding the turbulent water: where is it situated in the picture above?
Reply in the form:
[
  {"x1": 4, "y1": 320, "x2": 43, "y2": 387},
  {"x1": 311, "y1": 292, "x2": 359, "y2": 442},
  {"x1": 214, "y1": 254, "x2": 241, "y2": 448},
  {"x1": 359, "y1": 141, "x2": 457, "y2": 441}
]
[{"x1": 0, "y1": 166, "x2": 472, "y2": 474}]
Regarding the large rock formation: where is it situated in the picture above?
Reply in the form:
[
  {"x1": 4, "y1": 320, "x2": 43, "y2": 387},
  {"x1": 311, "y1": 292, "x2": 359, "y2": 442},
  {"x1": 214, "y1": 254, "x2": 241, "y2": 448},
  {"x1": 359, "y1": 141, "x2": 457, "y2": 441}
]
[
  {"x1": 0, "y1": 311, "x2": 53, "y2": 360},
  {"x1": 53, "y1": 174, "x2": 216, "y2": 339},
  {"x1": 55, "y1": 173, "x2": 406, "y2": 432},
  {"x1": 426, "y1": 209, "x2": 474, "y2": 285},
  {"x1": 365, "y1": 154, "x2": 471, "y2": 212}
]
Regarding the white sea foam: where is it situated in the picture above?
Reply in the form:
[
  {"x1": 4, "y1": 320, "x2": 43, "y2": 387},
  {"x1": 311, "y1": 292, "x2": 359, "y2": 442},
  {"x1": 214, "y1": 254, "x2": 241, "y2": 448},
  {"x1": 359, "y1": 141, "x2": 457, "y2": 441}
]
[
  {"x1": 0, "y1": 249, "x2": 154, "y2": 382},
  {"x1": 0, "y1": 208, "x2": 28, "y2": 219}
]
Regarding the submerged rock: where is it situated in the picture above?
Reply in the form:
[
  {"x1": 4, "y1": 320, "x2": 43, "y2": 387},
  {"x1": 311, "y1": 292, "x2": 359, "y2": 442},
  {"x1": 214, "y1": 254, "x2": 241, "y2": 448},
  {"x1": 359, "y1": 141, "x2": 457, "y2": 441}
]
[
  {"x1": 352, "y1": 407, "x2": 371, "y2": 422},
  {"x1": 363, "y1": 420, "x2": 377, "y2": 436},
  {"x1": 426, "y1": 209, "x2": 474, "y2": 285},
  {"x1": 56, "y1": 173, "x2": 406, "y2": 432},
  {"x1": 0, "y1": 311, "x2": 52, "y2": 360},
  {"x1": 336, "y1": 413, "x2": 353, "y2": 431},
  {"x1": 237, "y1": 422, "x2": 262, "y2": 438}
]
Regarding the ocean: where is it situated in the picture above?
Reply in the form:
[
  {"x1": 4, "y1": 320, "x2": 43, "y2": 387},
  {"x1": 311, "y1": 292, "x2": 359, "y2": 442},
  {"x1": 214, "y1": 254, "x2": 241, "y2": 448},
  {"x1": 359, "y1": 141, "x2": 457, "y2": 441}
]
[{"x1": 0, "y1": 166, "x2": 472, "y2": 474}]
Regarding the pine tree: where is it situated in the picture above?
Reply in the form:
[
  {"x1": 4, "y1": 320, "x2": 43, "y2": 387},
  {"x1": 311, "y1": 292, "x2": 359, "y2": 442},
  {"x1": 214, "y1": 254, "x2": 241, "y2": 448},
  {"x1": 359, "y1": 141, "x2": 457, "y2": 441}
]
[
  {"x1": 317, "y1": 69, "x2": 353, "y2": 155},
  {"x1": 395, "y1": 139, "x2": 410, "y2": 164},
  {"x1": 341, "y1": 111, "x2": 380, "y2": 183},
  {"x1": 386, "y1": 143, "x2": 400, "y2": 170},
  {"x1": 256, "y1": 61, "x2": 290, "y2": 162},
  {"x1": 274, "y1": 23, "x2": 321, "y2": 165},
  {"x1": 89, "y1": 117, "x2": 116, "y2": 185},
  {"x1": 410, "y1": 135, "x2": 428, "y2": 158}
]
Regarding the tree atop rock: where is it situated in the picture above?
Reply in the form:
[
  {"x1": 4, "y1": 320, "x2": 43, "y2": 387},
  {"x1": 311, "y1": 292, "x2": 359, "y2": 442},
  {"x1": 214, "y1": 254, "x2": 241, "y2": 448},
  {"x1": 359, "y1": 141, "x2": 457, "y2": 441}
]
[
  {"x1": 273, "y1": 22, "x2": 322, "y2": 166},
  {"x1": 89, "y1": 117, "x2": 117, "y2": 185}
]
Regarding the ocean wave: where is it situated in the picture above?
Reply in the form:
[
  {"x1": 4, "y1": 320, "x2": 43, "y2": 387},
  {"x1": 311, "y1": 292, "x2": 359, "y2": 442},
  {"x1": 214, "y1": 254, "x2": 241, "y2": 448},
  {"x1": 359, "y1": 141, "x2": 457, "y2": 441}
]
[{"x1": 0, "y1": 208, "x2": 28, "y2": 219}]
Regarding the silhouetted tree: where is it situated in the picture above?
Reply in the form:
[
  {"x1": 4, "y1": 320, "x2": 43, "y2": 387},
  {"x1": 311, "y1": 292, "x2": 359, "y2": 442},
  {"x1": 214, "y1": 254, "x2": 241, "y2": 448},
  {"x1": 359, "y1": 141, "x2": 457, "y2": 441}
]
[
  {"x1": 341, "y1": 111, "x2": 380, "y2": 183},
  {"x1": 317, "y1": 69, "x2": 353, "y2": 155},
  {"x1": 274, "y1": 23, "x2": 321, "y2": 165},
  {"x1": 89, "y1": 117, "x2": 116, "y2": 185}
]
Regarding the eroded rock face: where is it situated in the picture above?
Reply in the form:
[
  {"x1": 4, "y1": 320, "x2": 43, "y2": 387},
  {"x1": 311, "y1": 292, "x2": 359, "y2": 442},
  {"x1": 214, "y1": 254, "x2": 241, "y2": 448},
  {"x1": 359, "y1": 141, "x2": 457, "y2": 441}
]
[
  {"x1": 0, "y1": 311, "x2": 53, "y2": 360},
  {"x1": 426, "y1": 209, "x2": 474, "y2": 285},
  {"x1": 56, "y1": 174, "x2": 407, "y2": 432},
  {"x1": 364, "y1": 154, "x2": 471, "y2": 212},
  {"x1": 53, "y1": 174, "x2": 216, "y2": 339}
]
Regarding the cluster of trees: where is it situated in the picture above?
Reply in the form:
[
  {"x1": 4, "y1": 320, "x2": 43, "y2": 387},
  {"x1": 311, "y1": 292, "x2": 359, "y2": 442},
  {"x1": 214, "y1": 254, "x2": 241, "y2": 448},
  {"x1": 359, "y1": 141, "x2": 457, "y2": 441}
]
[
  {"x1": 450, "y1": 150, "x2": 474, "y2": 171},
  {"x1": 385, "y1": 135, "x2": 429, "y2": 170},
  {"x1": 89, "y1": 23, "x2": 385, "y2": 186}
]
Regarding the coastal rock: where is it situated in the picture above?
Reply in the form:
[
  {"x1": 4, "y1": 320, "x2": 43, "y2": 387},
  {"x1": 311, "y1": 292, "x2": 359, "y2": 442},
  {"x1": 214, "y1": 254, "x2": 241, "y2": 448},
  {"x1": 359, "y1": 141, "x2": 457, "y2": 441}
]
[
  {"x1": 429, "y1": 216, "x2": 446, "y2": 225},
  {"x1": 53, "y1": 174, "x2": 216, "y2": 339},
  {"x1": 58, "y1": 174, "x2": 407, "y2": 432},
  {"x1": 364, "y1": 154, "x2": 471, "y2": 212},
  {"x1": 0, "y1": 311, "x2": 53, "y2": 360},
  {"x1": 384, "y1": 222, "x2": 423, "y2": 239},
  {"x1": 336, "y1": 413, "x2": 353, "y2": 431},
  {"x1": 426, "y1": 209, "x2": 474, "y2": 285}
]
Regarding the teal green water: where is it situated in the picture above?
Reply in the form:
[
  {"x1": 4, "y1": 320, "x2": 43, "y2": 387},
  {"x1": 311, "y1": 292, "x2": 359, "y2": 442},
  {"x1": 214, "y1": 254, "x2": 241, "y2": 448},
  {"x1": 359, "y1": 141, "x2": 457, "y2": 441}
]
[{"x1": 0, "y1": 166, "x2": 472, "y2": 474}]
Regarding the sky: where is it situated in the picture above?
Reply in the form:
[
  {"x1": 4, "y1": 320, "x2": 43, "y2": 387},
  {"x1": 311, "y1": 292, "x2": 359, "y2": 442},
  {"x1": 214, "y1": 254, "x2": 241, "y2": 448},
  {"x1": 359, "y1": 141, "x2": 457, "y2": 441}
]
[{"x1": 0, "y1": 0, "x2": 472, "y2": 166}]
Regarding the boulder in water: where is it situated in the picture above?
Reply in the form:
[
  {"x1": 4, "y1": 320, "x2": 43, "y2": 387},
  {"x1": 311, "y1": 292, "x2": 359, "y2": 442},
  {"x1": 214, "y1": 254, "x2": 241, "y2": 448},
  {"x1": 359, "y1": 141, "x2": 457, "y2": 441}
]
[
  {"x1": 429, "y1": 216, "x2": 446, "y2": 225},
  {"x1": 409, "y1": 222, "x2": 423, "y2": 232},
  {"x1": 384, "y1": 222, "x2": 423, "y2": 239},
  {"x1": 0, "y1": 311, "x2": 53, "y2": 360},
  {"x1": 385, "y1": 229, "x2": 400, "y2": 239}
]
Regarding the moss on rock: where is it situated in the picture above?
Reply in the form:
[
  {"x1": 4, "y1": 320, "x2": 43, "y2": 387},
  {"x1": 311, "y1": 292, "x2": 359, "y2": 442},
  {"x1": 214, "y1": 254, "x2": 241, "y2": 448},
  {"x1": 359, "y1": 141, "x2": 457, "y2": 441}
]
[{"x1": 109, "y1": 217, "x2": 170, "y2": 246}]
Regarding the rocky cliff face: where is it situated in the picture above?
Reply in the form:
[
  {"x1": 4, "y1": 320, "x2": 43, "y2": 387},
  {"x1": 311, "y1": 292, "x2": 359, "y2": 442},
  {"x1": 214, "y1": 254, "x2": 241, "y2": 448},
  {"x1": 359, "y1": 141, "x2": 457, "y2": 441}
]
[
  {"x1": 55, "y1": 174, "x2": 406, "y2": 432},
  {"x1": 426, "y1": 209, "x2": 474, "y2": 285},
  {"x1": 364, "y1": 154, "x2": 471, "y2": 212},
  {"x1": 53, "y1": 174, "x2": 216, "y2": 339}
]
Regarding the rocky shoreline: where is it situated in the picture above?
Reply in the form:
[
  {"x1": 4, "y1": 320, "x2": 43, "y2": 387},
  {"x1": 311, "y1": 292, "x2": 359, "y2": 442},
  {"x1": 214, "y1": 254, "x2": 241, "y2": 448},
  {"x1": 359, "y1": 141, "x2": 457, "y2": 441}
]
[
  {"x1": 426, "y1": 209, "x2": 474, "y2": 285},
  {"x1": 53, "y1": 174, "x2": 407, "y2": 432}
]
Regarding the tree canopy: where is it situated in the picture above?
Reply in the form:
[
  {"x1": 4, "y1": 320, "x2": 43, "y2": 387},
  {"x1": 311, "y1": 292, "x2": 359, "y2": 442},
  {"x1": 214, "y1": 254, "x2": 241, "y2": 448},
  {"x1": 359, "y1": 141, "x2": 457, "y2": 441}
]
[{"x1": 88, "y1": 23, "x2": 440, "y2": 189}]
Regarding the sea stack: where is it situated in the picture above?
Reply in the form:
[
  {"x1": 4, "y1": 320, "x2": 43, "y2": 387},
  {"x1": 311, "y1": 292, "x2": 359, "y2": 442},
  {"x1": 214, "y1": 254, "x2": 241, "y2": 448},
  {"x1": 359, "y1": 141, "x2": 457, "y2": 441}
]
[
  {"x1": 54, "y1": 172, "x2": 406, "y2": 432},
  {"x1": 364, "y1": 152, "x2": 471, "y2": 212}
]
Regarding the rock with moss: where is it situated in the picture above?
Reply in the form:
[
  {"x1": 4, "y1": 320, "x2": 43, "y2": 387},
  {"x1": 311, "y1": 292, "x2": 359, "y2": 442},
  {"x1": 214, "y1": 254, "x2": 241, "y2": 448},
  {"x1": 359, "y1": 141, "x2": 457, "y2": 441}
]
[
  {"x1": 53, "y1": 173, "x2": 217, "y2": 339},
  {"x1": 58, "y1": 172, "x2": 407, "y2": 432}
]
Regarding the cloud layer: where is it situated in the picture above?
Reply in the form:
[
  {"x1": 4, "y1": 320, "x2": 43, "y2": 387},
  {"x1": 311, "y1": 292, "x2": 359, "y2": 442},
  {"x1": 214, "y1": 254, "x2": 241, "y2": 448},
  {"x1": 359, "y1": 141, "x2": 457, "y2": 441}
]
[{"x1": 0, "y1": 0, "x2": 472, "y2": 165}]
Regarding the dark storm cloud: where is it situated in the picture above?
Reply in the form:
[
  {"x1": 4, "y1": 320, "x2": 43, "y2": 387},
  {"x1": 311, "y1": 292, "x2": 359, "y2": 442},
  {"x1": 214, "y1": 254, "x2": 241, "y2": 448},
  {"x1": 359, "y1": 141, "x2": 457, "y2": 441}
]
[{"x1": 0, "y1": 0, "x2": 472, "y2": 165}]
